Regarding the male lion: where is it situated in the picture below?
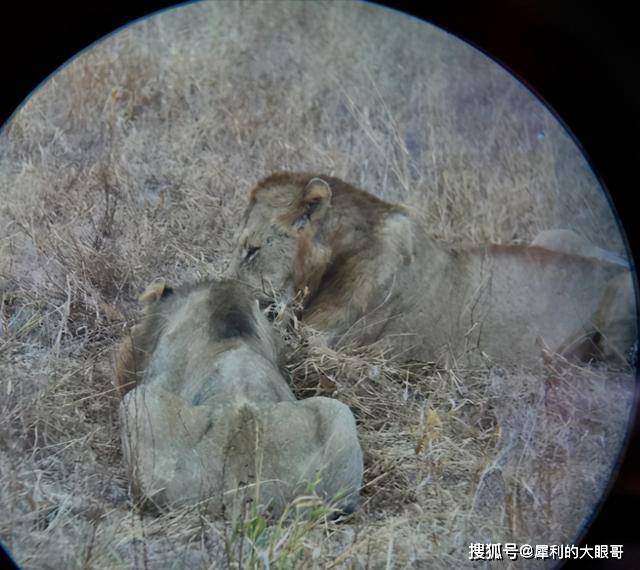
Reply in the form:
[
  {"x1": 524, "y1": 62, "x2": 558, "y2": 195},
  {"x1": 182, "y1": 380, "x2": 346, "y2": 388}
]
[
  {"x1": 229, "y1": 172, "x2": 637, "y2": 368},
  {"x1": 114, "y1": 279, "x2": 363, "y2": 517}
]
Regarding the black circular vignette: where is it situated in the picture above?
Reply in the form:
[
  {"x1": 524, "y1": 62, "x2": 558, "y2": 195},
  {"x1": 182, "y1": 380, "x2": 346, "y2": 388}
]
[
  {"x1": 0, "y1": 542, "x2": 19, "y2": 570},
  {"x1": 1, "y1": 1, "x2": 638, "y2": 568}
]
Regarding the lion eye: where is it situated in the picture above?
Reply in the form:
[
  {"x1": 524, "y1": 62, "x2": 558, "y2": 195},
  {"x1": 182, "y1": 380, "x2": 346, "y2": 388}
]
[{"x1": 245, "y1": 245, "x2": 261, "y2": 261}]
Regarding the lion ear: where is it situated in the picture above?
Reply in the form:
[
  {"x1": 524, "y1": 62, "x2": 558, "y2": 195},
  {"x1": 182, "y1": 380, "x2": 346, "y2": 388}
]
[
  {"x1": 303, "y1": 178, "x2": 331, "y2": 204},
  {"x1": 295, "y1": 178, "x2": 332, "y2": 229},
  {"x1": 139, "y1": 280, "x2": 173, "y2": 304}
]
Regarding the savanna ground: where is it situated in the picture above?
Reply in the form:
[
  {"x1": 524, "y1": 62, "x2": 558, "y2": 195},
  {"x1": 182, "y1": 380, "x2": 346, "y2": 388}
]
[{"x1": 0, "y1": 1, "x2": 636, "y2": 568}]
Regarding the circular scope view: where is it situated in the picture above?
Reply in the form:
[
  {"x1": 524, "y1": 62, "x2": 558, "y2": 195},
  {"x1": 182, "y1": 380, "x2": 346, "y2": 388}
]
[{"x1": 0, "y1": 2, "x2": 636, "y2": 568}]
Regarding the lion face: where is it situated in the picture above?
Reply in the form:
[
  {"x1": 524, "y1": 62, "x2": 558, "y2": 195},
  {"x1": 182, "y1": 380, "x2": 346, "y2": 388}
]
[
  {"x1": 229, "y1": 174, "x2": 333, "y2": 307},
  {"x1": 229, "y1": 203, "x2": 299, "y2": 303}
]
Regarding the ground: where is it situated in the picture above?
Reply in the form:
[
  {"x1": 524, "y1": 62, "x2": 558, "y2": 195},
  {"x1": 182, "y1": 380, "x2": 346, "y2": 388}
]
[{"x1": 0, "y1": 1, "x2": 635, "y2": 568}]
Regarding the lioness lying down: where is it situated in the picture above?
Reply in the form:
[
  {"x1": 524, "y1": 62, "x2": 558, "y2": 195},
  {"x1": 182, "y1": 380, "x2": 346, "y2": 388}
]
[
  {"x1": 230, "y1": 172, "x2": 637, "y2": 368},
  {"x1": 114, "y1": 279, "x2": 363, "y2": 516}
]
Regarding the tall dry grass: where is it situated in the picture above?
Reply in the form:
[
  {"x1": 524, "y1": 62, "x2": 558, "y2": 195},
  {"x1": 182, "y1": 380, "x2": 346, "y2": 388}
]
[{"x1": 0, "y1": 1, "x2": 635, "y2": 568}]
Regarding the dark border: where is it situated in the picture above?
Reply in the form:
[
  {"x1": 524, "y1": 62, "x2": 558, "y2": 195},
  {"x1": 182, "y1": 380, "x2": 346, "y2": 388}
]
[{"x1": 1, "y1": 1, "x2": 638, "y2": 568}]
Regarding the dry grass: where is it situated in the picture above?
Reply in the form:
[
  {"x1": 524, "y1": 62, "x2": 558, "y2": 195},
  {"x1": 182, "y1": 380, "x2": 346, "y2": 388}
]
[{"x1": 0, "y1": 1, "x2": 636, "y2": 568}]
